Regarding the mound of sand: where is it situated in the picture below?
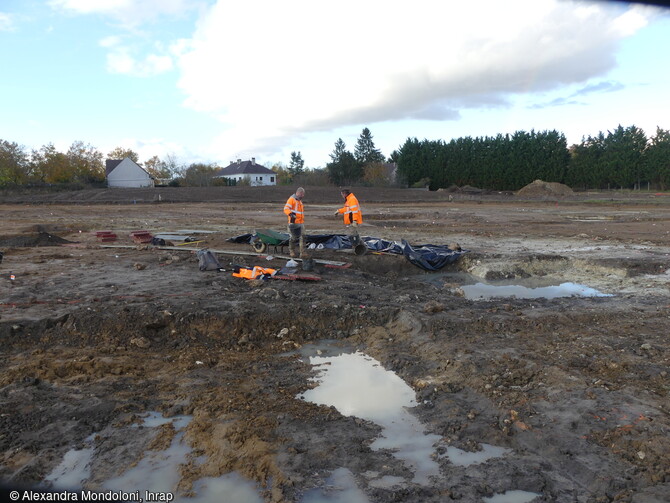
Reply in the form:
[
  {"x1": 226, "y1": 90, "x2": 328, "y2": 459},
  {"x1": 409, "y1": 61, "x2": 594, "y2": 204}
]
[
  {"x1": 437, "y1": 185, "x2": 486, "y2": 194},
  {"x1": 516, "y1": 179, "x2": 573, "y2": 197}
]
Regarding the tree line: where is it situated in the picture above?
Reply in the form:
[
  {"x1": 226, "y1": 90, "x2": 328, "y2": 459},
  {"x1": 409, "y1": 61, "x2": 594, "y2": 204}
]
[
  {"x1": 2, "y1": 124, "x2": 669, "y2": 190},
  {"x1": 395, "y1": 125, "x2": 670, "y2": 191},
  {"x1": 0, "y1": 141, "x2": 225, "y2": 189},
  {"x1": 0, "y1": 128, "x2": 392, "y2": 189}
]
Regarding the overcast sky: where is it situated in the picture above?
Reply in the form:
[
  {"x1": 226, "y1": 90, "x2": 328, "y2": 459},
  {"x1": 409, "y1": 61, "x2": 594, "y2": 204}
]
[{"x1": 1, "y1": 0, "x2": 669, "y2": 168}]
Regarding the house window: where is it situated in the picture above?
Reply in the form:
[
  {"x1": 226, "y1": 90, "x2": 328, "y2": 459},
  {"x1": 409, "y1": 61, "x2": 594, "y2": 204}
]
[
  {"x1": 259, "y1": 177, "x2": 263, "y2": 181},
  {"x1": 271, "y1": 176, "x2": 275, "y2": 183}
]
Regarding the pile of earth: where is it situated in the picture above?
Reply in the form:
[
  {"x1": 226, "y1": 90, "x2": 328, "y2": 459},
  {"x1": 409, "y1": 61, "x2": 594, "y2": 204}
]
[
  {"x1": 438, "y1": 185, "x2": 488, "y2": 194},
  {"x1": 0, "y1": 231, "x2": 74, "y2": 248},
  {"x1": 516, "y1": 179, "x2": 574, "y2": 197}
]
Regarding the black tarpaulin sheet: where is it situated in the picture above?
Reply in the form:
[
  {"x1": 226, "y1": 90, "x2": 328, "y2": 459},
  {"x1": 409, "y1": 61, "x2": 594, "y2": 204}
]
[
  {"x1": 363, "y1": 238, "x2": 466, "y2": 271},
  {"x1": 228, "y1": 233, "x2": 467, "y2": 271}
]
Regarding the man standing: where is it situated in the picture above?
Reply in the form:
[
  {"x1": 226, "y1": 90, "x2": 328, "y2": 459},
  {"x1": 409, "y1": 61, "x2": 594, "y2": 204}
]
[
  {"x1": 334, "y1": 188, "x2": 363, "y2": 245},
  {"x1": 284, "y1": 187, "x2": 305, "y2": 258}
]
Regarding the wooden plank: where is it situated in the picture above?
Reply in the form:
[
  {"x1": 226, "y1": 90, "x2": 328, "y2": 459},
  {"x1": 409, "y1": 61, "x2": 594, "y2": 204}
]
[{"x1": 273, "y1": 274, "x2": 321, "y2": 282}]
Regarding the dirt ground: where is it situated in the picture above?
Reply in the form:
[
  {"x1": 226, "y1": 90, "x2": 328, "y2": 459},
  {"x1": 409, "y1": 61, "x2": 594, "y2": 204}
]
[{"x1": 1, "y1": 186, "x2": 669, "y2": 503}]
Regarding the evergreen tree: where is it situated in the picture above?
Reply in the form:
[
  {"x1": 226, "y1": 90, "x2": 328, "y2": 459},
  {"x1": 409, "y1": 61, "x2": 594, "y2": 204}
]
[
  {"x1": 330, "y1": 138, "x2": 348, "y2": 163},
  {"x1": 645, "y1": 127, "x2": 670, "y2": 189},
  {"x1": 566, "y1": 133, "x2": 607, "y2": 189},
  {"x1": 327, "y1": 139, "x2": 361, "y2": 185},
  {"x1": 603, "y1": 125, "x2": 647, "y2": 189},
  {"x1": 395, "y1": 137, "x2": 424, "y2": 187},
  {"x1": 288, "y1": 151, "x2": 305, "y2": 176},
  {"x1": 354, "y1": 128, "x2": 385, "y2": 165}
]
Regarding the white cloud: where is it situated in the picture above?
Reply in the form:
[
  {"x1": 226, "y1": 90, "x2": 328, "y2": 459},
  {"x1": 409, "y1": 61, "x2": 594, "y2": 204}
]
[
  {"x1": 100, "y1": 35, "x2": 175, "y2": 76},
  {"x1": 610, "y1": 4, "x2": 656, "y2": 36},
  {"x1": 101, "y1": 137, "x2": 191, "y2": 164},
  {"x1": 174, "y1": 0, "x2": 652, "y2": 158},
  {"x1": 0, "y1": 12, "x2": 15, "y2": 31},
  {"x1": 49, "y1": 0, "x2": 198, "y2": 25},
  {"x1": 106, "y1": 46, "x2": 173, "y2": 76},
  {"x1": 99, "y1": 35, "x2": 122, "y2": 48},
  {"x1": 51, "y1": 1, "x2": 200, "y2": 78}
]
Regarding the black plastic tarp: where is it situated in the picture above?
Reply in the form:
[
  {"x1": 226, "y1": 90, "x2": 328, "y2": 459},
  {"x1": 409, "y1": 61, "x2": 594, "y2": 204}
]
[
  {"x1": 362, "y1": 237, "x2": 466, "y2": 271},
  {"x1": 228, "y1": 232, "x2": 467, "y2": 271}
]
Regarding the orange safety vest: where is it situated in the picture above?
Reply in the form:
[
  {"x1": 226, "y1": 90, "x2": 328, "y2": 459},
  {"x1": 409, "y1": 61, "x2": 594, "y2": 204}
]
[
  {"x1": 337, "y1": 193, "x2": 362, "y2": 224},
  {"x1": 232, "y1": 266, "x2": 277, "y2": 280},
  {"x1": 284, "y1": 195, "x2": 304, "y2": 224}
]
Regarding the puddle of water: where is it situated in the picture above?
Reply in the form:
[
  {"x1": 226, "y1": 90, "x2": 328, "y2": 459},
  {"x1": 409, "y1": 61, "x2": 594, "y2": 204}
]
[
  {"x1": 483, "y1": 489, "x2": 541, "y2": 503},
  {"x1": 132, "y1": 411, "x2": 192, "y2": 429},
  {"x1": 443, "y1": 443, "x2": 511, "y2": 466},
  {"x1": 176, "y1": 473, "x2": 264, "y2": 503},
  {"x1": 43, "y1": 434, "x2": 96, "y2": 489},
  {"x1": 461, "y1": 282, "x2": 613, "y2": 300},
  {"x1": 299, "y1": 351, "x2": 441, "y2": 485},
  {"x1": 301, "y1": 468, "x2": 369, "y2": 503},
  {"x1": 43, "y1": 412, "x2": 264, "y2": 503},
  {"x1": 421, "y1": 271, "x2": 614, "y2": 300},
  {"x1": 103, "y1": 429, "x2": 192, "y2": 494},
  {"x1": 295, "y1": 339, "x2": 355, "y2": 359}
]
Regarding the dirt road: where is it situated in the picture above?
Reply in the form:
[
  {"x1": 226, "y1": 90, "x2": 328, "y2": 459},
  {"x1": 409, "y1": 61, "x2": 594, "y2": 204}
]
[{"x1": 1, "y1": 187, "x2": 669, "y2": 502}]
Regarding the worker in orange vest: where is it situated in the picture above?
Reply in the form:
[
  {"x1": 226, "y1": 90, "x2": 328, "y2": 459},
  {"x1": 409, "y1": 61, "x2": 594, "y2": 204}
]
[
  {"x1": 334, "y1": 188, "x2": 363, "y2": 245},
  {"x1": 232, "y1": 265, "x2": 277, "y2": 280},
  {"x1": 284, "y1": 187, "x2": 305, "y2": 258}
]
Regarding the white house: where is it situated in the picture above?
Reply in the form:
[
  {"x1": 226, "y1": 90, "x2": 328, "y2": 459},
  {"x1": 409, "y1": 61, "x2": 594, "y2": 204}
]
[
  {"x1": 213, "y1": 158, "x2": 276, "y2": 186},
  {"x1": 106, "y1": 158, "x2": 154, "y2": 188}
]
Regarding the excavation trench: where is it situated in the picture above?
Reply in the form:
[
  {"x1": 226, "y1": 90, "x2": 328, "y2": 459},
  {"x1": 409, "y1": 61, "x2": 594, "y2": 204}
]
[{"x1": 2, "y1": 240, "x2": 670, "y2": 502}]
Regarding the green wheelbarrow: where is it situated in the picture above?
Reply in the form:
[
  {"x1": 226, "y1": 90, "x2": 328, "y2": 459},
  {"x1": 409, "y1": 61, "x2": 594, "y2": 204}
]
[{"x1": 251, "y1": 228, "x2": 290, "y2": 254}]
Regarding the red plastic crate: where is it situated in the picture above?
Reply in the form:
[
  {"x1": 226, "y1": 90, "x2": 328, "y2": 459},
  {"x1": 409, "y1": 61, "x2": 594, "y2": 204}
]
[
  {"x1": 130, "y1": 231, "x2": 153, "y2": 244},
  {"x1": 95, "y1": 231, "x2": 117, "y2": 242}
]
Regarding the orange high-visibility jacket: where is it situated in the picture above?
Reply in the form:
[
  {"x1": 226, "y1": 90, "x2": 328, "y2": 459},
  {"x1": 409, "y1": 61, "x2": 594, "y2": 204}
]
[
  {"x1": 232, "y1": 266, "x2": 277, "y2": 280},
  {"x1": 284, "y1": 195, "x2": 304, "y2": 224},
  {"x1": 337, "y1": 193, "x2": 362, "y2": 225}
]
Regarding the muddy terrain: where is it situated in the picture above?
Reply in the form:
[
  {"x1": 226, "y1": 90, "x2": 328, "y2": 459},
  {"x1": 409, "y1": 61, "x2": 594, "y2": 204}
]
[{"x1": 1, "y1": 186, "x2": 669, "y2": 503}]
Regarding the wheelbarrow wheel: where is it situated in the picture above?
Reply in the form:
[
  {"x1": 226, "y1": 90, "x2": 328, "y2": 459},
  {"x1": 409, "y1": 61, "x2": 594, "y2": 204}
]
[{"x1": 252, "y1": 241, "x2": 267, "y2": 253}]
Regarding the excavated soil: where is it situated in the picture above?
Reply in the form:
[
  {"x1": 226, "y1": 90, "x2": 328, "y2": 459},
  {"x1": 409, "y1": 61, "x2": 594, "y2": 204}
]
[{"x1": 1, "y1": 187, "x2": 669, "y2": 503}]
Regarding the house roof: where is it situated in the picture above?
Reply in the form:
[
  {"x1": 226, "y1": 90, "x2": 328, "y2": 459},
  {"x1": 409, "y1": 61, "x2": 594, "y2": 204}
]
[
  {"x1": 214, "y1": 160, "x2": 275, "y2": 177},
  {"x1": 106, "y1": 157, "x2": 153, "y2": 179},
  {"x1": 105, "y1": 159, "x2": 123, "y2": 176}
]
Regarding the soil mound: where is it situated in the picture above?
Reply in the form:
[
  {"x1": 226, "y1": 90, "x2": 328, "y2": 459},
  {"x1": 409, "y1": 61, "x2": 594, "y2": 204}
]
[
  {"x1": 438, "y1": 185, "x2": 486, "y2": 194},
  {"x1": 517, "y1": 179, "x2": 573, "y2": 197},
  {"x1": 0, "y1": 231, "x2": 74, "y2": 248}
]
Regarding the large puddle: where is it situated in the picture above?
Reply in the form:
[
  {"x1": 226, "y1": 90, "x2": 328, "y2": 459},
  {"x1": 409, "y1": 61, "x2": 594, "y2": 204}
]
[
  {"x1": 42, "y1": 352, "x2": 538, "y2": 502},
  {"x1": 299, "y1": 349, "x2": 441, "y2": 485},
  {"x1": 422, "y1": 272, "x2": 613, "y2": 299},
  {"x1": 461, "y1": 281, "x2": 613, "y2": 300},
  {"x1": 296, "y1": 343, "x2": 543, "y2": 501}
]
